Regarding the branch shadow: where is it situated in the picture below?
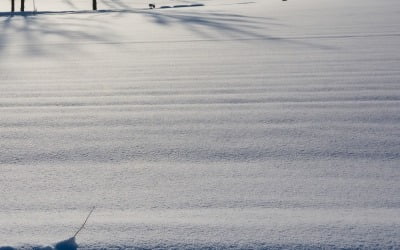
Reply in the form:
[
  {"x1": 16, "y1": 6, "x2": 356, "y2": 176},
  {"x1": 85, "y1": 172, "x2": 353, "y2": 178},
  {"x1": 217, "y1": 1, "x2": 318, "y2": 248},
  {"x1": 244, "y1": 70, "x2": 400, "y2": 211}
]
[
  {"x1": 137, "y1": 8, "x2": 335, "y2": 49},
  {"x1": 0, "y1": 3, "x2": 334, "y2": 57},
  {"x1": 0, "y1": 11, "x2": 119, "y2": 57},
  {"x1": 143, "y1": 10, "x2": 283, "y2": 40}
]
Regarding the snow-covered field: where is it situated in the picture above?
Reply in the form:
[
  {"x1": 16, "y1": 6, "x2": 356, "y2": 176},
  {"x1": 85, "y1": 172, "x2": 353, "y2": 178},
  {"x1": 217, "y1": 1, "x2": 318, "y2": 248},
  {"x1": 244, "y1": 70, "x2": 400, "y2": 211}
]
[{"x1": 1, "y1": 0, "x2": 400, "y2": 249}]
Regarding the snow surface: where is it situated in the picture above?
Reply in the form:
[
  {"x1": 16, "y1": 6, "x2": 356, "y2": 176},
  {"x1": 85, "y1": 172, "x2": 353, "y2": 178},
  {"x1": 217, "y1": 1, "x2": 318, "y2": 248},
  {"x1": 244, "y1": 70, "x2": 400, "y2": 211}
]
[{"x1": 1, "y1": 0, "x2": 400, "y2": 249}]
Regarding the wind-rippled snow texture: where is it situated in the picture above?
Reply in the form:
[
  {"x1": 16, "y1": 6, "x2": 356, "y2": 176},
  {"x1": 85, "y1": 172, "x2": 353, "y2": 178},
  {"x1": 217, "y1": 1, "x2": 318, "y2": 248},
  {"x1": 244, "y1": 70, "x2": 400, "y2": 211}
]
[{"x1": 1, "y1": 0, "x2": 400, "y2": 248}]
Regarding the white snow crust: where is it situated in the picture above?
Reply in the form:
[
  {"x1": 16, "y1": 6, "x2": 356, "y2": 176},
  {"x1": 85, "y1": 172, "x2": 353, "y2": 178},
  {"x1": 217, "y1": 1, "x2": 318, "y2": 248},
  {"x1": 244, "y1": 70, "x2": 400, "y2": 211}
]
[{"x1": 1, "y1": 0, "x2": 400, "y2": 249}]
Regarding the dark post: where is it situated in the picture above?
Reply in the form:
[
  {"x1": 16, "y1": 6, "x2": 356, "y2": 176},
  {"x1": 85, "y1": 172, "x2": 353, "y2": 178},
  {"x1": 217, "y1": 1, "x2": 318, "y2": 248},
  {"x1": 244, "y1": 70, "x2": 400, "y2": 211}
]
[
  {"x1": 11, "y1": 0, "x2": 15, "y2": 12},
  {"x1": 92, "y1": 0, "x2": 97, "y2": 10},
  {"x1": 20, "y1": 0, "x2": 25, "y2": 11}
]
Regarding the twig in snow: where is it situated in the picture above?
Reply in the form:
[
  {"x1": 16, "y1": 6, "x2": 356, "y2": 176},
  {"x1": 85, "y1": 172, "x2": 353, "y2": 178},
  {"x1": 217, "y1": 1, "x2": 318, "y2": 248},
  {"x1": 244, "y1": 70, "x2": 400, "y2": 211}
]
[{"x1": 73, "y1": 206, "x2": 96, "y2": 238}]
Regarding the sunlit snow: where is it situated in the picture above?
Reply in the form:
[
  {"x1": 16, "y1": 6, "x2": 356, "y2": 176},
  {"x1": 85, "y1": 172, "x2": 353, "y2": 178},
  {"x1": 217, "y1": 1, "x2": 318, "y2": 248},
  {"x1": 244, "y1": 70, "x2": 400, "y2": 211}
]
[{"x1": 1, "y1": 0, "x2": 400, "y2": 249}]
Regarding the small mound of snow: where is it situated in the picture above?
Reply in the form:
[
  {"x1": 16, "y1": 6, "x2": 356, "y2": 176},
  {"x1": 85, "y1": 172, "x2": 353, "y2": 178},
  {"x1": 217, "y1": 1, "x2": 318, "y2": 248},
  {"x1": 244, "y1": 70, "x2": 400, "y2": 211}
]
[
  {"x1": 54, "y1": 237, "x2": 78, "y2": 250},
  {"x1": 0, "y1": 237, "x2": 77, "y2": 250},
  {"x1": 0, "y1": 246, "x2": 52, "y2": 250},
  {"x1": 0, "y1": 247, "x2": 15, "y2": 250}
]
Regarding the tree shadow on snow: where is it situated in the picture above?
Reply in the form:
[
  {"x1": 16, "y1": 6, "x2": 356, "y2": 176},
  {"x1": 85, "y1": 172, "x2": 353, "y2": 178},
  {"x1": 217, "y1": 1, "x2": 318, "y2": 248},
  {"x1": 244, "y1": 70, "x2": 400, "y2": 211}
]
[
  {"x1": 0, "y1": 11, "x2": 119, "y2": 57},
  {"x1": 143, "y1": 10, "x2": 284, "y2": 40},
  {"x1": 138, "y1": 9, "x2": 334, "y2": 49},
  {"x1": 0, "y1": 4, "x2": 332, "y2": 57}
]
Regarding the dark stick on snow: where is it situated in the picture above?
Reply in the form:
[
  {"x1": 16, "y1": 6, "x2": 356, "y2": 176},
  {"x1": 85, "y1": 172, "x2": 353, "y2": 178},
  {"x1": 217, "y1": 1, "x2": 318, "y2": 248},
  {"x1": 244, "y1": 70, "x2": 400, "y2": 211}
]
[
  {"x1": 20, "y1": 0, "x2": 25, "y2": 12},
  {"x1": 73, "y1": 207, "x2": 96, "y2": 237},
  {"x1": 92, "y1": 0, "x2": 97, "y2": 11}
]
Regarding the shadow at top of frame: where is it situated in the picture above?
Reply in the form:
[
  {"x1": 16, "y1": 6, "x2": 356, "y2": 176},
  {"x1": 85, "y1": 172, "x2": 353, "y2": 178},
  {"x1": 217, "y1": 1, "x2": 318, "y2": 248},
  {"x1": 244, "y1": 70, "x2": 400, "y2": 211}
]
[
  {"x1": 0, "y1": 9, "x2": 137, "y2": 17},
  {"x1": 0, "y1": 4, "x2": 206, "y2": 17},
  {"x1": 0, "y1": 5, "x2": 335, "y2": 57}
]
